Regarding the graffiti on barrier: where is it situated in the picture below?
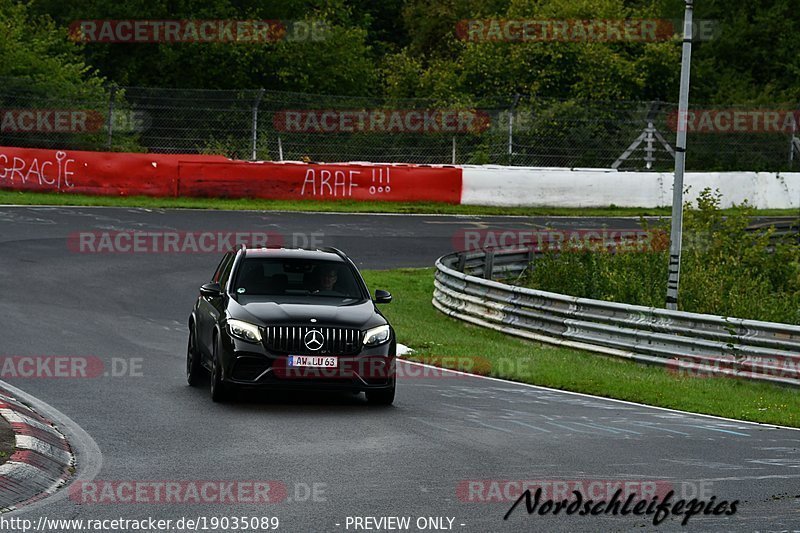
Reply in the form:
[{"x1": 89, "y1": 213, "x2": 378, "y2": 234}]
[{"x1": 0, "y1": 150, "x2": 76, "y2": 189}]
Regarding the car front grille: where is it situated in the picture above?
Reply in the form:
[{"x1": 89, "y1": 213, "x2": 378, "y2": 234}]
[{"x1": 262, "y1": 325, "x2": 363, "y2": 355}]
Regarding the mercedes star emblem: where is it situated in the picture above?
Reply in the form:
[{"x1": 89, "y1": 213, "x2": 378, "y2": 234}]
[{"x1": 304, "y1": 329, "x2": 324, "y2": 351}]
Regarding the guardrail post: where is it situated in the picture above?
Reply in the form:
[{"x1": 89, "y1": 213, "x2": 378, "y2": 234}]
[
  {"x1": 456, "y1": 253, "x2": 466, "y2": 273},
  {"x1": 483, "y1": 251, "x2": 494, "y2": 279}
]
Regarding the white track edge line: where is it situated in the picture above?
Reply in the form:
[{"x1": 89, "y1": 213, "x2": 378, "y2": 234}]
[
  {"x1": 400, "y1": 360, "x2": 800, "y2": 432},
  {"x1": 0, "y1": 205, "x2": 652, "y2": 219}
]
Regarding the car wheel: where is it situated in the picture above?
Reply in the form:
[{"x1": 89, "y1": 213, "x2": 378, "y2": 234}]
[
  {"x1": 366, "y1": 385, "x2": 395, "y2": 406},
  {"x1": 186, "y1": 326, "x2": 202, "y2": 387},
  {"x1": 210, "y1": 335, "x2": 229, "y2": 403}
]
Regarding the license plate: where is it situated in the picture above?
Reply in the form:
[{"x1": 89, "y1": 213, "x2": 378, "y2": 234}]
[{"x1": 288, "y1": 355, "x2": 338, "y2": 368}]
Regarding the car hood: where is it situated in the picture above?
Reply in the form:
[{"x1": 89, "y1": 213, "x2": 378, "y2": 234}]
[{"x1": 228, "y1": 296, "x2": 384, "y2": 330}]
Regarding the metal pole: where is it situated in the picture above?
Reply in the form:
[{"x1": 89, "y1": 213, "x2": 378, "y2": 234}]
[
  {"x1": 251, "y1": 88, "x2": 265, "y2": 161},
  {"x1": 508, "y1": 110, "x2": 514, "y2": 159},
  {"x1": 666, "y1": 0, "x2": 693, "y2": 310},
  {"x1": 508, "y1": 94, "x2": 520, "y2": 164},
  {"x1": 794, "y1": 137, "x2": 800, "y2": 169},
  {"x1": 452, "y1": 136, "x2": 456, "y2": 164},
  {"x1": 277, "y1": 136, "x2": 284, "y2": 161},
  {"x1": 790, "y1": 114, "x2": 797, "y2": 168},
  {"x1": 645, "y1": 121, "x2": 654, "y2": 169},
  {"x1": 106, "y1": 85, "x2": 117, "y2": 150}
]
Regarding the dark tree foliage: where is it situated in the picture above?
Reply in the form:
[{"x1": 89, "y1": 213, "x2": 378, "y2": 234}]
[{"x1": 6, "y1": 0, "x2": 800, "y2": 103}]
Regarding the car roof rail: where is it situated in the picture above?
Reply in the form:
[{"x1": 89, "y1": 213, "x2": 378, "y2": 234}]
[
  {"x1": 237, "y1": 243, "x2": 247, "y2": 256},
  {"x1": 318, "y1": 246, "x2": 347, "y2": 260}
]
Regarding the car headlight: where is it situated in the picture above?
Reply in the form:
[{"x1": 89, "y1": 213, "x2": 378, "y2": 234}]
[
  {"x1": 227, "y1": 319, "x2": 262, "y2": 343},
  {"x1": 363, "y1": 324, "x2": 390, "y2": 346}
]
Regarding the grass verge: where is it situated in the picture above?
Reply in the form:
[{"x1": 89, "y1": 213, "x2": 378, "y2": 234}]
[
  {"x1": 362, "y1": 267, "x2": 800, "y2": 428},
  {"x1": 0, "y1": 189, "x2": 797, "y2": 217}
]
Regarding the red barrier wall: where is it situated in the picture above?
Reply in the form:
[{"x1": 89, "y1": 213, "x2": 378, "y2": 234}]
[
  {"x1": 0, "y1": 146, "x2": 462, "y2": 203},
  {"x1": 178, "y1": 161, "x2": 461, "y2": 202},
  {"x1": 0, "y1": 146, "x2": 227, "y2": 196}
]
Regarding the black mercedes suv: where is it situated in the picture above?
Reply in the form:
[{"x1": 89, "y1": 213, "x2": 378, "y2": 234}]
[{"x1": 187, "y1": 246, "x2": 396, "y2": 405}]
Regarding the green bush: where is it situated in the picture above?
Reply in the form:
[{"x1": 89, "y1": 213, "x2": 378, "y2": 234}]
[{"x1": 521, "y1": 189, "x2": 800, "y2": 324}]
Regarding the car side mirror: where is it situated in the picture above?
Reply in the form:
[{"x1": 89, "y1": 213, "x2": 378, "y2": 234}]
[
  {"x1": 200, "y1": 282, "x2": 222, "y2": 297},
  {"x1": 374, "y1": 289, "x2": 392, "y2": 304}
]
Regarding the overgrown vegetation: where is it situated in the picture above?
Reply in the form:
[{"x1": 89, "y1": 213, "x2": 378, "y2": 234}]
[{"x1": 522, "y1": 189, "x2": 800, "y2": 324}]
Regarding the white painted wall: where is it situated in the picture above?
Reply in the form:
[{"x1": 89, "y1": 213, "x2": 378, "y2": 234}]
[{"x1": 460, "y1": 166, "x2": 800, "y2": 209}]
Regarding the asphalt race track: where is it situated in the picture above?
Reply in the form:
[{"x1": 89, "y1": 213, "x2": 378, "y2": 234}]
[{"x1": 0, "y1": 206, "x2": 798, "y2": 532}]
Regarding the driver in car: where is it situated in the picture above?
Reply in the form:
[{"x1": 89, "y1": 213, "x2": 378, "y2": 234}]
[{"x1": 317, "y1": 266, "x2": 338, "y2": 292}]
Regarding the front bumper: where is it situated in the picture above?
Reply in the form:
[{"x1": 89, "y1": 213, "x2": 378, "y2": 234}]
[{"x1": 220, "y1": 334, "x2": 396, "y2": 391}]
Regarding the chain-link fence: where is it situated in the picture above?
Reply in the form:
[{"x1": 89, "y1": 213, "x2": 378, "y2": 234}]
[{"x1": 2, "y1": 82, "x2": 799, "y2": 171}]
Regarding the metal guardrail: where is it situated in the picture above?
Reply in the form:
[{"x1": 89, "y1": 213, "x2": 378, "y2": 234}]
[
  {"x1": 747, "y1": 217, "x2": 800, "y2": 248},
  {"x1": 433, "y1": 246, "x2": 800, "y2": 387}
]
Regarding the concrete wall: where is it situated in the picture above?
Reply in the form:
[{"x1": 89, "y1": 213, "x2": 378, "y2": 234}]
[{"x1": 461, "y1": 166, "x2": 800, "y2": 209}]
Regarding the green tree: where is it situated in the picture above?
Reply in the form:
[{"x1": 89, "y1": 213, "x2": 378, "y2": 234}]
[
  {"x1": 25, "y1": 0, "x2": 380, "y2": 94},
  {"x1": 689, "y1": 0, "x2": 800, "y2": 103},
  {"x1": 0, "y1": 0, "x2": 107, "y2": 97},
  {"x1": 384, "y1": 0, "x2": 680, "y2": 102}
]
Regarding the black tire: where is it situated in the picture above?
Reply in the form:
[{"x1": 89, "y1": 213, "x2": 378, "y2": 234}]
[
  {"x1": 366, "y1": 385, "x2": 395, "y2": 406},
  {"x1": 210, "y1": 335, "x2": 229, "y2": 403},
  {"x1": 186, "y1": 326, "x2": 202, "y2": 387}
]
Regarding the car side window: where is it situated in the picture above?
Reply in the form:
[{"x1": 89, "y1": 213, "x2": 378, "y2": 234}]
[
  {"x1": 212, "y1": 252, "x2": 233, "y2": 283},
  {"x1": 218, "y1": 253, "x2": 237, "y2": 289}
]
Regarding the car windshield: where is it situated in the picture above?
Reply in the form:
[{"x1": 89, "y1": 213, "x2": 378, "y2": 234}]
[{"x1": 233, "y1": 258, "x2": 365, "y2": 300}]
